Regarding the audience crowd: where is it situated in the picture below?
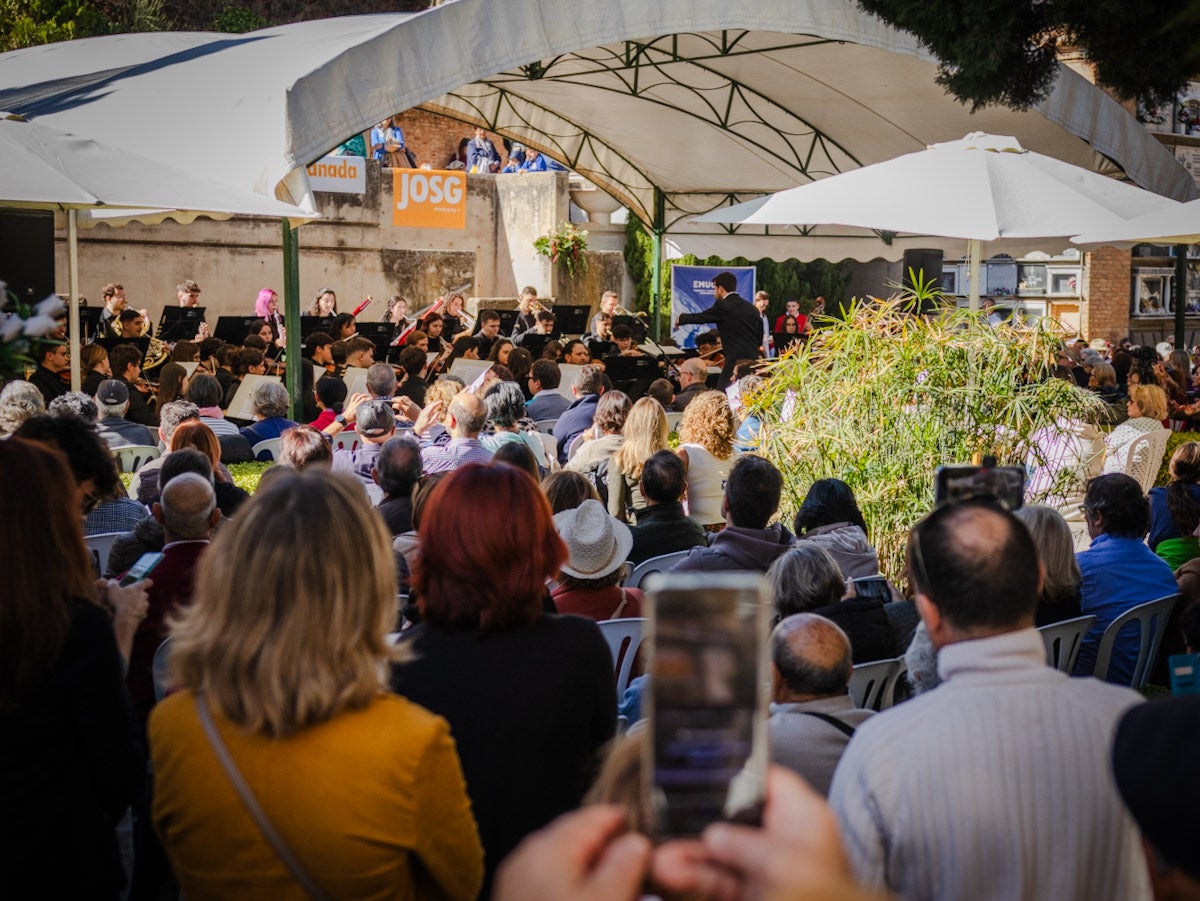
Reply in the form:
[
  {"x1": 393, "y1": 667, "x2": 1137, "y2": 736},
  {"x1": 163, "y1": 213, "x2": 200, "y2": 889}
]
[{"x1": 3, "y1": 298, "x2": 1199, "y2": 901}]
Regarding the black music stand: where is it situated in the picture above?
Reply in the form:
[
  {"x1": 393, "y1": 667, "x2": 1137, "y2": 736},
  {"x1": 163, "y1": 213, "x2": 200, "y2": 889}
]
[
  {"x1": 213, "y1": 316, "x2": 262, "y2": 345},
  {"x1": 612, "y1": 314, "x2": 647, "y2": 343},
  {"x1": 514, "y1": 331, "x2": 559, "y2": 359},
  {"x1": 553, "y1": 304, "x2": 591, "y2": 336},
  {"x1": 76, "y1": 307, "x2": 104, "y2": 343},
  {"x1": 355, "y1": 321, "x2": 395, "y2": 360},
  {"x1": 94, "y1": 336, "x2": 151, "y2": 358},
  {"x1": 773, "y1": 332, "x2": 804, "y2": 355},
  {"x1": 474, "y1": 309, "x2": 519, "y2": 336},
  {"x1": 159, "y1": 306, "x2": 207, "y2": 342},
  {"x1": 300, "y1": 315, "x2": 335, "y2": 339}
]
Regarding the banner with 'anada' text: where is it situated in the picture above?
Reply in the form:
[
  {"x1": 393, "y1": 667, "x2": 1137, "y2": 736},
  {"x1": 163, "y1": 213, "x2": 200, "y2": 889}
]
[{"x1": 392, "y1": 169, "x2": 467, "y2": 229}]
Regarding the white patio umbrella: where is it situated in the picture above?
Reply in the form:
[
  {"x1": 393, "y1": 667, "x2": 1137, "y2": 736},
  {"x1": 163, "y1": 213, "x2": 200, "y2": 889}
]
[
  {"x1": 1073, "y1": 199, "x2": 1200, "y2": 245},
  {"x1": 694, "y1": 132, "x2": 1182, "y2": 310},
  {"x1": 0, "y1": 113, "x2": 317, "y2": 388}
]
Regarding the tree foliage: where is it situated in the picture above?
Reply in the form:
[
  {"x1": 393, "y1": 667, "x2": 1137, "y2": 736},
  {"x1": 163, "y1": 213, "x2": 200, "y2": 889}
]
[{"x1": 857, "y1": 0, "x2": 1200, "y2": 111}]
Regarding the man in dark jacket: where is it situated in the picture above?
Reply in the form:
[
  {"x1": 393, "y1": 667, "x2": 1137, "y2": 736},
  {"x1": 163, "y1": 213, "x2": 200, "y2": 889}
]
[
  {"x1": 629, "y1": 450, "x2": 706, "y2": 564},
  {"x1": 674, "y1": 271, "x2": 763, "y2": 388},
  {"x1": 552, "y1": 364, "x2": 605, "y2": 464},
  {"x1": 27, "y1": 340, "x2": 71, "y2": 405},
  {"x1": 671, "y1": 454, "x2": 793, "y2": 573}
]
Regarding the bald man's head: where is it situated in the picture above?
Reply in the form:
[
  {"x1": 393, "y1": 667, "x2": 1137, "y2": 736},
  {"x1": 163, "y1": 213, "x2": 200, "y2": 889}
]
[
  {"x1": 157, "y1": 472, "x2": 218, "y2": 541},
  {"x1": 448, "y1": 390, "x2": 488, "y2": 437},
  {"x1": 771, "y1": 613, "x2": 853, "y2": 702},
  {"x1": 906, "y1": 501, "x2": 1039, "y2": 633}
]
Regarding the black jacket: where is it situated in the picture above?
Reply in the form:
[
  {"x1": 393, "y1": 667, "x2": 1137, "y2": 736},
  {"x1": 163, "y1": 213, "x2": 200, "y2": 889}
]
[
  {"x1": 629, "y1": 502, "x2": 708, "y2": 565},
  {"x1": 676, "y1": 292, "x2": 763, "y2": 387}
]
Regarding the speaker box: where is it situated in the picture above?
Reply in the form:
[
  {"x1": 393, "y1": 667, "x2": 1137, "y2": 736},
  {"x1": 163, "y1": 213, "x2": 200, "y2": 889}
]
[
  {"x1": 902, "y1": 248, "x2": 944, "y2": 314},
  {"x1": 0, "y1": 211, "x2": 55, "y2": 305}
]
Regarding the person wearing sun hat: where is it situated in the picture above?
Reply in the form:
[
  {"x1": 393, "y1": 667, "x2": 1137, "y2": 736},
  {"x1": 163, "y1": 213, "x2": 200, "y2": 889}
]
[{"x1": 551, "y1": 499, "x2": 643, "y2": 620}]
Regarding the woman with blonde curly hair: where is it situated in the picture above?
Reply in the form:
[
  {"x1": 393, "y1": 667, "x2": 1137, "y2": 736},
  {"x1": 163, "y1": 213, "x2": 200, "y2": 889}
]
[
  {"x1": 151, "y1": 469, "x2": 483, "y2": 900},
  {"x1": 676, "y1": 389, "x2": 736, "y2": 527},
  {"x1": 608, "y1": 396, "x2": 669, "y2": 522}
]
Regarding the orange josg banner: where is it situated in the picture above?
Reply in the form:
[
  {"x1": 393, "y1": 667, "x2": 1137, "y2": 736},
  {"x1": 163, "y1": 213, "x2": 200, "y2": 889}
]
[{"x1": 392, "y1": 169, "x2": 467, "y2": 229}]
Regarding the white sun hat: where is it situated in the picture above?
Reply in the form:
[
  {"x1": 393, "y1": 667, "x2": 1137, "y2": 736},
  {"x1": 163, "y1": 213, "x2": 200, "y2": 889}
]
[{"x1": 553, "y1": 499, "x2": 634, "y2": 580}]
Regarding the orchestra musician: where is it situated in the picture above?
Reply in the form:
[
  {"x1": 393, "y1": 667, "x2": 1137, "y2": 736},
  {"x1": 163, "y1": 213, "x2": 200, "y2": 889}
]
[
  {"x1": 254, "y1": 287, "x2": 286, "y2": 348},
  {"x1": 383, "y1": 295, "x2": 413, "y2": 334},
  {"x1": 674, "y1": 270, "x2": 762, "y2": 388},
  {"x1": 512, "y1": 286, "x2": 544, "y2": 337},
  {"x1": 443, "y1": 293, "x2": 475, "y2": 341}
]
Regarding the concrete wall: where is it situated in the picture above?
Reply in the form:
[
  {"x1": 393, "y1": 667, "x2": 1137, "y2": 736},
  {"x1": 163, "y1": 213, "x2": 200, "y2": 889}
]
[{"x1": 53, "y1": 162, "x2": 622, "y2": 323}]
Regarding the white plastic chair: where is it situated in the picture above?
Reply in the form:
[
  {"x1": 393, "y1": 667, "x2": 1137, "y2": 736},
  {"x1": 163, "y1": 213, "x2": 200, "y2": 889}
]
[
  {"x1": 624, "y1": 550, "x2": 693, "y2": 589},
  {"x1": 251, "y1": 437, "x2": 282, "y2": 461},
  {"x1": 534, "y1": 419, "x2": 558, "y2": 435},
  {"x1": 1037, "y1": 614, "x2": 1097, "y2": 673},
  {"x1": 598, "y1": 617, "x2": 646, "y2": 702},
  {"x1": 113, "y1": 444, "x2": 162, "y2": 474},
  {"x1": 566, "y1": 432, "x2": 586, "y2": 461},
  {"x1": 1091, "y1": 594, "x2": 1179, "y2": 688},
  {"x1": 332, "y1": 432, "x2": 360, "y2": 452},
  {"x1": 849, "y1": 656, "x2": 906, "y2": 711},
  {"x1": 84, "y1": 531, "x2": 123, "y2": 575},
  {"x1": 152, "y1": 637, "x2": 172, "y2": 702},
  {"x1": 1116, "y1": 427, "x2": 1171, "y2": 495},
  {"x1": 665, "y1": 411, "x2": 683, "y2": 433}
]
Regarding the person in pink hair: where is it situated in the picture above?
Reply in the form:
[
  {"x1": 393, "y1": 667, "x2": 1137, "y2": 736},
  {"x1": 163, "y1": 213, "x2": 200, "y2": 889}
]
[{"x1": 254, "y1": 287, "x2": 285, "y2": 347}]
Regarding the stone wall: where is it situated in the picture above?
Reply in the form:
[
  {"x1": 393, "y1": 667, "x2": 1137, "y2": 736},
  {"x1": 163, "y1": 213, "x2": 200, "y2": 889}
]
[{"x1": 54, "y1": 162, "x2": 618, "y2": 323}]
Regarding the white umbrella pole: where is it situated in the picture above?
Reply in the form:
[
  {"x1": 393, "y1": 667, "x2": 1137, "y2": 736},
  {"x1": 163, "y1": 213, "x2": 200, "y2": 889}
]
[
  {"x1": 968, "y1": 238, "x2": 981, "y2": 312},
  {"x1": 67, "y1": 209, "x2": 81, "y2": 391}
]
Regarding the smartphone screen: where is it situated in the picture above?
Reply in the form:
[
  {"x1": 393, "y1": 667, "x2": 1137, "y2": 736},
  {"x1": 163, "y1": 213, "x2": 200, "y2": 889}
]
[
  {"x1": 119, "y1": 551, "x2": 164, "y2": 587},
  {"x1": 934, "y1": 464, "x2": 1025, "y2": 509},
  {"x1": 644, "y1": 572, "x2": 771, "y2": 839}
]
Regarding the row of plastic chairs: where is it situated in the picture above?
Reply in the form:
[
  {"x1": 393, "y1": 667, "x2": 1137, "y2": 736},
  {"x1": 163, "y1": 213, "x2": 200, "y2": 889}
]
[
  {"x1": 534, "y1": 411, "x2": 683, "y2": 437},
  {"x1": 593, "y1": 593, "x2": 1181, "y2": 713}
]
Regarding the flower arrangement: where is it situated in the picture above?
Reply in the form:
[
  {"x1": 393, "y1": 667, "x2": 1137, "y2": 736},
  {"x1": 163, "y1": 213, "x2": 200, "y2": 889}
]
[
  {"x1": 533, "y1": 221, "x2": 589, "y2": 278},
  {"x1": 1, "y1": 282, "x2": 68, "y2": 383}
]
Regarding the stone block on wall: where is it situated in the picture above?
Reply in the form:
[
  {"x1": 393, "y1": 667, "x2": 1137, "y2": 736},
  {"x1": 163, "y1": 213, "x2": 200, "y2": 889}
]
[{"x1": 381, "y1": 249, "x2": 477, "y2": 307}]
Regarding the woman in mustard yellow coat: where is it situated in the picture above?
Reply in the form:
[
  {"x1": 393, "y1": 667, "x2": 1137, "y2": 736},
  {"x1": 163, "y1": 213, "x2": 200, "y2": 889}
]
[{"x1": 150, "y1": 469, "x2": 483, "y2": 901}]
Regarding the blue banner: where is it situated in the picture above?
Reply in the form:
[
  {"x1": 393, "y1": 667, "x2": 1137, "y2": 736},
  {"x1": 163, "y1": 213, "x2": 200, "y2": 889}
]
[{"x1": 670, "y1": 265, "x2": 756, "y2": 349}]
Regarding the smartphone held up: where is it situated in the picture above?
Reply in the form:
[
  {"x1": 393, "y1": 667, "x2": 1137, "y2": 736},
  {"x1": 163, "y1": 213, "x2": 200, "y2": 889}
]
[{"x1": 643, "y1": 572, "x2": 771, "y2": 839}]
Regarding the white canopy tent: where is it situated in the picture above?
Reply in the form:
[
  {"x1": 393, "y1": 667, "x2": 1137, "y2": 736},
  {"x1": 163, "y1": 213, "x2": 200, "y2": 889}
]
[
  {"x1": 0, "y1": 0, "x2": 1191, "y2": 358},
  {"x1": 0, "y1": 113, "x2": 315, "y2": 389},
  {"x1": 694, "y1": 132, "x2": 1183, "y2": 309}
]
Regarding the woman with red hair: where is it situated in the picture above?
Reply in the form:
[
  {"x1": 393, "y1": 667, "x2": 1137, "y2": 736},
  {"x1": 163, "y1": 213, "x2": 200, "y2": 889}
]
[{"x1": 390, "y1": 463, "x2": 615, "y2": 896}]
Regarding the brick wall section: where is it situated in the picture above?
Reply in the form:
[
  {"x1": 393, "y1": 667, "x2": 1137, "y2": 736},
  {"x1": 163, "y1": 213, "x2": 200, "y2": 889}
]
[
  {"x1": 1082, "y1": 245, "x2": 1132, "y2": 342},
  {"x1": 393, "y1": 109, "x2": 478, "y2": 170}
]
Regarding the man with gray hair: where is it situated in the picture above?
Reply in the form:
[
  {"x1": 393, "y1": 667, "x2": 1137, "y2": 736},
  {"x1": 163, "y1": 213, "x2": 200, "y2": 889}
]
[
  {"x1": 238, "y1": 380, "x2": 297, "y2": 448},
  {"x1": 132, "y1": 400, "x2": 201, "y2": 505},
  {"x1": 366, "y1": 362, "x2": 398, "y2": 400},
  {"x1": 768, "y1": 613, "x2": 874, "y2": 796},
  {"x1": 48, "y1": 391, "x2": 99, "y2": 423},
  {"x1": 126, "y1": 471, "x2": 219, "y2": 724},
  {"x1": 332, "y1": 398, "x2": 396, "y2": 500},
  {"x1": 95, "y1": 378, "x2": 156, "y2": 449},
  {"x1": 671, "y1": 357, "x2": 709, "y2": 412},
  {"x1": 414, "y1": 390, "x2": 493, "y2": 474},
  {"x1": 373, "y1": 435, "x2": 423, "y2": 536}
]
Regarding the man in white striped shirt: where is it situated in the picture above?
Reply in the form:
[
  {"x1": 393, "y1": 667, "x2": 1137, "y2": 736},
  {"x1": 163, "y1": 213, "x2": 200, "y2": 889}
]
[{"x1": 829, "y1": 500, "x2": 1151, "y2": 901}]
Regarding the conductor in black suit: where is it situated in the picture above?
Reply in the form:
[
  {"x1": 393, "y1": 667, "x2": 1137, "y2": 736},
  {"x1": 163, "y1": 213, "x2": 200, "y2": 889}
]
[{"x1": 674, "y1": 271, "x2": 762, "y2": 388}]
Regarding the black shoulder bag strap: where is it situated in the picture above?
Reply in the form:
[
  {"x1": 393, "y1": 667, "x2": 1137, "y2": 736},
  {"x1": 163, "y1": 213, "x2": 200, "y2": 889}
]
[
  {"x1": 194, "y1": 693, "x2": 332, "y2": 901},
  {"x1": 800, "y1": 710, "x2": 857, "y2": 738}
]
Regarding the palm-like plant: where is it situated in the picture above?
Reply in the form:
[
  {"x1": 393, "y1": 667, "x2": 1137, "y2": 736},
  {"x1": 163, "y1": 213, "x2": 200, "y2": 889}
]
[{"x1": 751, "y1": 297, "x2": 1104, "y2": 582}]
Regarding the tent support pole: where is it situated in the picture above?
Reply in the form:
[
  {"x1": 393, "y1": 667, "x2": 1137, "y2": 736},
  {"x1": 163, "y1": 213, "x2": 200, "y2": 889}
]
[
  {"x1": 651, "y1": 187, "x2": 665, "y2": 341},
  {"x1": 282, "y1": 220, "x2": 302, "y2": 420},
  {"x1": 968, "y1": 238, "x2": 981, "y2": 312},
  {"x1": 1176, "y1": 245, "x2": 1187, "y2": 352},
  {"x1": 68, "y1": 209, "x2": 81, "y2": 391}
]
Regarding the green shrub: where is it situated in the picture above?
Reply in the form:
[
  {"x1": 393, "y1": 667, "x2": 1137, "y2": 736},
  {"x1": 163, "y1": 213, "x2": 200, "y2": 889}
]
[
  {"x1": 753, "y1": 299, "x2": 1104, "y2": 581},
  {"x1": 228, "y1": 461, "x2": 271, "y2": 493}
]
